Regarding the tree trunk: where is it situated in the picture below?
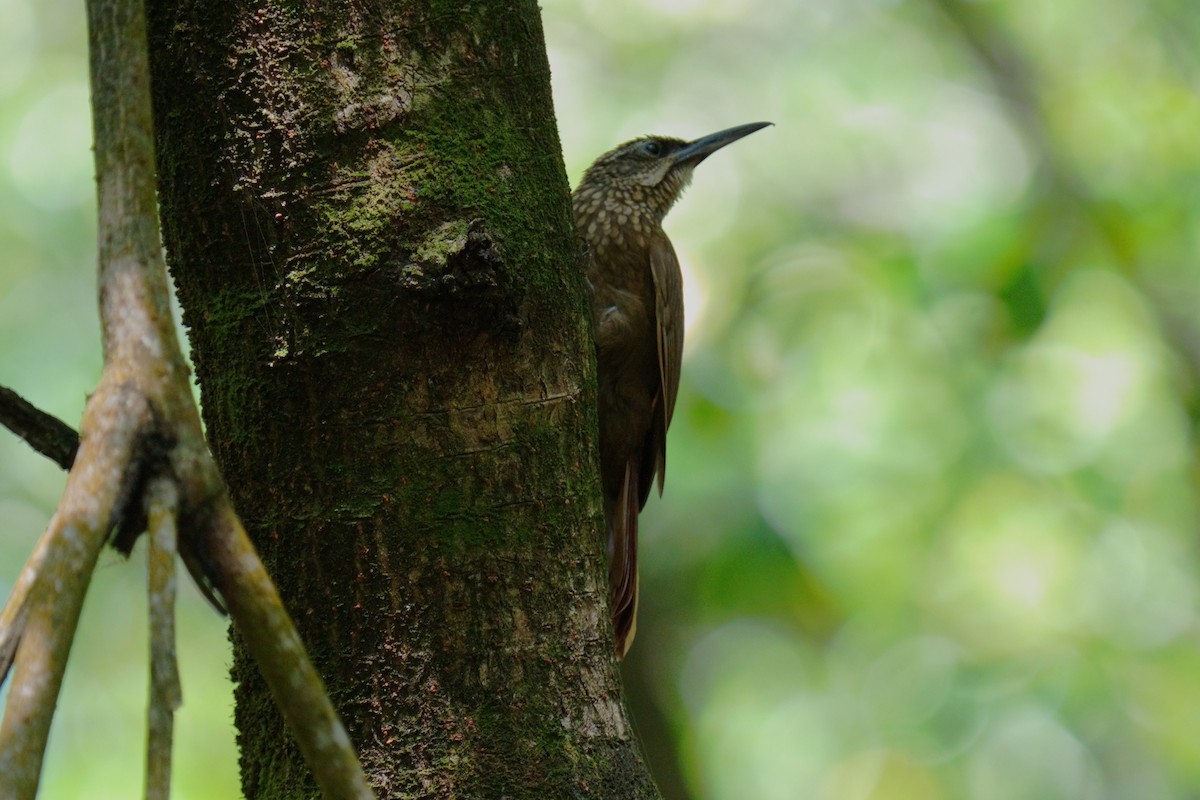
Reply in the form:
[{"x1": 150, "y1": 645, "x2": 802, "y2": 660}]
[{"x1": 144, "y1": 2, "x2": 658, "y2": 797}]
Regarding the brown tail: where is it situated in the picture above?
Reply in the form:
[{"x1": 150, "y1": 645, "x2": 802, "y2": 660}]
[{"x1": 609, "y1": 461, "x2": 640, "y2": 658}]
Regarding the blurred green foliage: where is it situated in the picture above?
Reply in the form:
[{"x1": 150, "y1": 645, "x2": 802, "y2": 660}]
[
  {"x1": 550, "y1": 0, "x2": 1200, "y2": 797},
  {"x1": 2, "y1": 0, "x2": 1199, "y2": 797}
]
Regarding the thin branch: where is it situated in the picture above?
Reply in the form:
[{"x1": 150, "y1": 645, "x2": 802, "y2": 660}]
[
  {"x1": 0, "y1": 385, "x2": 80, "y2": 470},
  {"x1": 88, "y1": 0, "x2": 189, "y2": 373},
  {"x1": 0, "y1": 532, "x2": 48, "y2": 685},
  {"x1": 86, "y1": 0, "x2": 375, "y2": 793},
  {"x1": 928, "y1": 0, "x2": 1200, "y2": 389},
  {"x1": 195, "y1": 502, "x2": 376, "y2": 800},
  {"x1": 0, "y1": 0, "x2": 376, "y2": 793},
  {"x1": 87, "y1": 0, "x2": 375, "y2": 786},
  {"x1": 145, "y1": 477, "x2": 181, "y2": 800},
  {"x1": 0, "y1": 393, "x2": 78, "y2": 681},
  {"x1": 0, "y1": 386, "x2": 149, "y2": 800},
  {"x1": 928, "y1": 0, "x2": 1046, "y2": 149}
]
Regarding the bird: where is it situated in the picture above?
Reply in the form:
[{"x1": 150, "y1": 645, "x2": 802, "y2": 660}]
[{"x1": 572, "y1": 121, "x2": 771, "y2": 658}]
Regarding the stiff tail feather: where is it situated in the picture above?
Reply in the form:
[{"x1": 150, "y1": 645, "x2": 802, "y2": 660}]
[{"x1": 610, "y1": 460, "x2": 640, "y2": 658}]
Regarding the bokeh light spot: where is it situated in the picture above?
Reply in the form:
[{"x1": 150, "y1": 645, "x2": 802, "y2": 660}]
[{"x1": 8, "y1": 81, "x2": 94, "y2": 210}]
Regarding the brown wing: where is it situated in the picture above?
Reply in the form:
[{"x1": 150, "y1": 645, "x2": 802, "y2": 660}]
[{"x1": 648, "y1": 234, "x2": 684, "y2": 495}]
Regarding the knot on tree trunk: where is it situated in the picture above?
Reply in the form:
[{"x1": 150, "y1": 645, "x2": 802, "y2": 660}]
[{"x1": 395, "y1": 218, "x2": 521, "y2": 338}]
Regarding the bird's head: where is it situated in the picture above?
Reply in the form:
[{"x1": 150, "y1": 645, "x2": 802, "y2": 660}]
[{"x1": 574, "y1": 121, "x2": 772, "y2": 228}]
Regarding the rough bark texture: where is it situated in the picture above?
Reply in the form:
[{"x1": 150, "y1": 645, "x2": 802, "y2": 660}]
[{"x1": 144, "y1": 1, "x2": 658, "y2": 797}]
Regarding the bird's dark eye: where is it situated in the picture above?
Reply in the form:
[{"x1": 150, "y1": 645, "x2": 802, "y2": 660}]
[{"x1": 640, "y1": 140, "x2": 664, "y2": 157}]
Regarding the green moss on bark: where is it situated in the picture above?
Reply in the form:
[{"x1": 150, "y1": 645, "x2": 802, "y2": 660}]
[{"x1": 146, "y1": 1, "x2": 657, "y2": 798}]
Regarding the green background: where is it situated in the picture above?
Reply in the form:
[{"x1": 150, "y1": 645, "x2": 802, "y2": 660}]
[{"x1": 3, "y1": 0, "x2": 1199, "y2": 797}]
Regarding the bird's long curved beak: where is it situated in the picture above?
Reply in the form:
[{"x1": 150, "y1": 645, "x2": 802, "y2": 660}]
[{"x1": 673, "y1": 121, "x2": 773, "y2": 166}]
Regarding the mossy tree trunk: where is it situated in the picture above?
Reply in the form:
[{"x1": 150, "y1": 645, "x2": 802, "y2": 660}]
[{"x1": 144, "y1": 2, "x2": 658, "y2": 797}]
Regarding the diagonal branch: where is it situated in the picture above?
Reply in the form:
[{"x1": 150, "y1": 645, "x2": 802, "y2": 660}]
[
  {"x1": 928, "y1": 0, "x2": 1133, "y2": 269},
  {"x1": 928, "y1": 0, "x2": 1200, "y2": 397},
  {"x1": 195, "y1": 503, "x2": 378, "y2": 798},
  {"x1": 0, "y1": 385, "x2": 150, "y2": 799},
  {"x1": 0, "y1": 0, "x2": 377, "y2": 796}
]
